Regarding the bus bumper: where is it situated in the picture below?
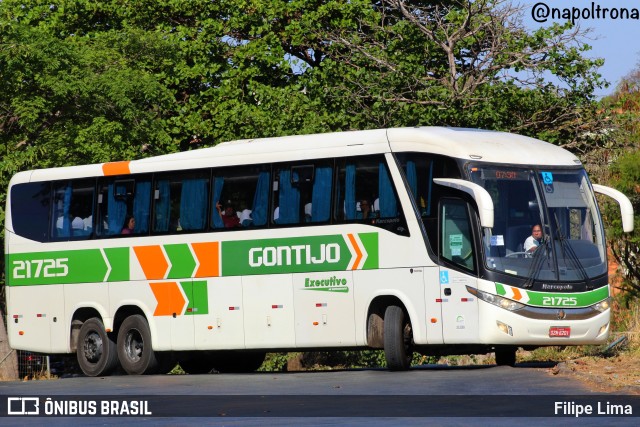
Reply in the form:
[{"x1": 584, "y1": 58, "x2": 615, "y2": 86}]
[{"x1": 477, "y1": 302, "x2": 610, "y2": 346}]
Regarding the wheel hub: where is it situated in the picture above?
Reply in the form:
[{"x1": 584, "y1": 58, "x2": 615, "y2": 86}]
[
  {"x1": 83, "y1": 331, "x2": 103, "y2": 363},
  {"x1": 124, "y1": 329, "x2": 143, "y2": 362}
]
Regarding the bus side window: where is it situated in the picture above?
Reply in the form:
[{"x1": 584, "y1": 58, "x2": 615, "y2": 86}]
[
  {"x1": 334, "y1": 155, "x2": 401, "y2": 225},
  {"x1": 440, "y1": 198, "x2": 475, "y2": 272},
  {"x1": 154, "y1": 178, "x2": 172, "y2": 232},
  {"x1": 97, "y1": 176, "x2": 151, "y2": 237},
  {"x1": 271, "y1": 161, "x2": 331, "y2": 226},
  {"x1": 377, "y1": 161, "x2": 397, "y2": 218},
  {"x1": 274, "y1": 167, "x2": 300, "y2": 225},
  {"x1": 133, "y1": 179, "x2": 152, "y2": 234},
  {"x1": 309, "y1": 164, "x2": 332, "y2": 223},
  {"x1": 98, "y1": 179, "x2": 128, "y2": 236},
  {"x1": 10, "y1": 182, "x2": 50, "y2": 242},
  {"x1": 210, "y1": 166, "x2": 269, "y2": 230},
  {"x1": 179, "y1": 177, "x2": 208, "y2": 231},
  {"x1": 153, "y1": 170, "x2": 210, "y2": 234},
  {"x1": 52, "y1": 179, "x2": 95, "y2": 240}
]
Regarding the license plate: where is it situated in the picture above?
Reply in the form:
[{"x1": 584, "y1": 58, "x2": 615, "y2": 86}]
[{"x1": 549, "y1": 326, "x2": 571, "y2": 338}]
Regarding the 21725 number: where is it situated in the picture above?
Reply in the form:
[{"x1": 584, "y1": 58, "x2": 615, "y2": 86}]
[{"x1": 12, "y1": 258, "x2": 69, "y2": 279}]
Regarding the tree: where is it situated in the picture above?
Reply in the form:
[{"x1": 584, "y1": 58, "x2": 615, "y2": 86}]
[
  {"x1": 1, "y1": 1, "x2": 608, "y2": 172},
  {"x1": 599, "y1": 69, "x2": 640, "y2": 299},
  {"x1": 319, "y1": 0, "x2": 606, "y2": 140}
]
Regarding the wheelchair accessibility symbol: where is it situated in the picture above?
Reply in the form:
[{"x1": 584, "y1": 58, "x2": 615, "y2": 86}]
[{"x1": 440, "y1": 271, "x2": 449, "y2": 285}]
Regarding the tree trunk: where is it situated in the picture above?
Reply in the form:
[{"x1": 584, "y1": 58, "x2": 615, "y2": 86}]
[{"x1": 0, "y1": 307, "x2": 19, "y2": 380}]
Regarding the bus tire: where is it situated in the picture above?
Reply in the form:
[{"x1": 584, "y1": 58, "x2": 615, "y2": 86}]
[
  {"x1": 117, "y1": 315, "x2": 158, "y2": 375},
  {"x1": 384, "y1": 305, "x2": 412, "y2": 371},
  {"x1": 495, "y1": 349, "x2": 517, "y2": 367},
  {"x1": 214, "y1": 351, "x2": 266, "y2": 373},
  {"x1": 76, "y1": 317, "x2": 119, "y2": 377}
]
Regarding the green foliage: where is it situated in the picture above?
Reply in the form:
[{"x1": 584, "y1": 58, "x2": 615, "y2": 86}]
[
  {"x1": 612, "y1": 151, "x2": 640, "y2": 198},
  {"x1": 597, "y1": 69, "x2": 640, "y2": 299},
  {"x1": 258, "y1": 350, "x2": 433, "y2": 371},
  {"x1": 606, "y1": 149, "x2": 640, "y2": 297},
  {"x1": 0, "y1": 0, "x2": 607, "y2": 171},
  {"x1": 258, "y1": 352, "x2": 301, "y2": 372}
]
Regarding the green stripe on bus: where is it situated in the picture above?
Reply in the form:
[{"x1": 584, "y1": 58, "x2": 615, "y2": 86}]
[
  {"x1": 525, "y1": 286, "x2": 609, "y2": 308},
  {"x1": 495, "y1": 282, "x2": 608, "y2": 308},
  {"x1": 8, "y1": 248, "x2": 132, "y2": 285},
  {"x1": 359, "y1": 232, "x2": 379, "y2": 269},
  {"x1": 180, "y1": 280, "x2": 209, "y2": 316},
  {"x1": 7, "y1": 232, "x2": 379, "y2": 285},
  {"x1": 221, "y1": 233, "x2": 379, "y2": 276},
  {"x1": 104, "y1": 247, "x2": 130, "y2": 282},
  {"x1": 8, "y1": 249, "x2": 108, "y2": 286},
  {"x1": 165, "y1": 244, "x2": 196, "y2": 279}
]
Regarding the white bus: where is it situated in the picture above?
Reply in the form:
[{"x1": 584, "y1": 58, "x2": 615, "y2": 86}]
[{"x1": 4, "y1": 127, "x2": 634, "y2": 376}]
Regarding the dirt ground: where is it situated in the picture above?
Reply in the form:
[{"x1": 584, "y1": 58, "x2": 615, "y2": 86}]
[{"x1": 551, "y1": 353, "x2": 640, "y2": 395}]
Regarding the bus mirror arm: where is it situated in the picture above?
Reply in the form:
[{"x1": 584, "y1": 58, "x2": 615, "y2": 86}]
[
  {"x1": 434, "y1": 178, "x2": 494, "y2": 228},
  {"x1": 592, "y1": 184, "x2": 635, "y2": 233}
]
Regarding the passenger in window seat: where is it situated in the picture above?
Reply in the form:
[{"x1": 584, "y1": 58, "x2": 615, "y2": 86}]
[{"x1": 216, "y1": 201, "x2": 240, "y2": 228}]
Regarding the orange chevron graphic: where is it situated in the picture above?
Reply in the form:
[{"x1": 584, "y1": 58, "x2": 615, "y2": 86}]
[
  {"x1": 347, "y1": 233, "x2": 363, "y2": 270},
  {"x1": 192, "y1": 242, "x2": 220, "y2": 278},
  {"x1": 134, "y1": 245, "x2": 169, "y2": 280},
  {"x1": 149, "y1": 282, "x2": 186, "y2": 316},
  {"x1": 512, "y1": 287, "x2": 522, "y2": 301}
]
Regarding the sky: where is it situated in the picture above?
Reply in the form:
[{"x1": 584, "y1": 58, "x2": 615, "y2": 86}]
[{"x1": 522, "y1": 0, "x2": 640, "y2": 97}]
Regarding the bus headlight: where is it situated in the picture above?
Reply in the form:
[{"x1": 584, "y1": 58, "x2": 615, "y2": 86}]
[
  {"x1": 466, "y1": 286, "x2": 525, "y2": 311},
  {"x1": 593, "y1": 298, "x2": 610, "y2": 313}
]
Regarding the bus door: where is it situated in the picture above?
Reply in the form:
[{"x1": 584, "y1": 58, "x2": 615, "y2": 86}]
[{"x1": 438, "y1": 198, "x2": 480, "y2": 343}]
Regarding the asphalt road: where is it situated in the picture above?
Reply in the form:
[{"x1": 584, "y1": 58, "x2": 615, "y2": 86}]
[{"x1": 1, "y1": 364, "x2": 638, "y2": 426}]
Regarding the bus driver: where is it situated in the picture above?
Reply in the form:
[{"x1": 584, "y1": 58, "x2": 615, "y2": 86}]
[{"x1": 524, "y1": 224, "x2": 543, "y2": 253}]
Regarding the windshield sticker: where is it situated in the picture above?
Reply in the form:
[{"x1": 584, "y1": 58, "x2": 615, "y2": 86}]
[
  {"x1": 541, "y1": 172, "x2": 554, "y2": 184},
  {"x1": 449, "y1": 234, "x2": 463, "y2": 256},
  {"x1": 490, "y1": 235, "x2": 505, "y2": 246}
]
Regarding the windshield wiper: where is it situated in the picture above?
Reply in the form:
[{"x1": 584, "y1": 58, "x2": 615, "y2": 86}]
[
  {"x1": 553, "y1": 213, "x2": 591, "y2": 288},
  {"x1": 523, "y1": 236, "x2": 550, "y2": 288}
]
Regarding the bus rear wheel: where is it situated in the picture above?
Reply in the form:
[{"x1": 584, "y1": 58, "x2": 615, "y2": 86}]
[
  {"x1": 384, "y1": 305, "x2": 413, "y2": 371},
  {"x1": 117, "y1": 315, "x2": 158, "y2": 375},
  {"x1": 76, "y1": 317, "x2": 119, "y2": 377}
]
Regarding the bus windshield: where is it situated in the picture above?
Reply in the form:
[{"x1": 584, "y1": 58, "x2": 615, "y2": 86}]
[{"x1": 467, "y1": 166, "x2": 607, "y2": 283}]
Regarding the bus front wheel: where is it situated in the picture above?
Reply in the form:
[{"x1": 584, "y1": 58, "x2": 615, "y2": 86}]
[
  {"x1": 76, "y1": 317, "x2": 119, "y2": 377},
  {"x1": 384, "y1": 305, "x2": 413, "y2": 371},
  {"x1": 117, "y1": 315, "x2": 158, "y2": 375}
]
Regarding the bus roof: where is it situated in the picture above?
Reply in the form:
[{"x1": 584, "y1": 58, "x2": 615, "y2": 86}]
[
  {"x1": 387, "y1": 127, "x2": 580, "y2": 166},
  {"x1": 18, "y1": 127, "x2": 580, "y2": 183}
]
